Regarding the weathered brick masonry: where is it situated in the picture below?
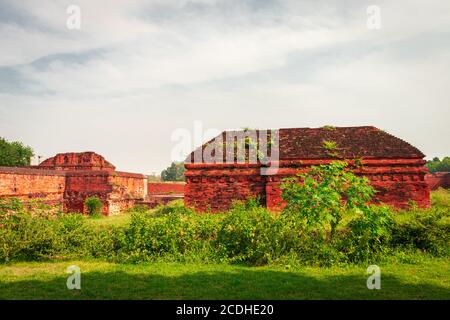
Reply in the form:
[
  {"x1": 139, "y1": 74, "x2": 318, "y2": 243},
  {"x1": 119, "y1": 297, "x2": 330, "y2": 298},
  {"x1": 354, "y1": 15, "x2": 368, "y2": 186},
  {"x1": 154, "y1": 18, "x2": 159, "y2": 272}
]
[
  {"x1": 0, "y1": 152, "x2": 147, "y2": 215},
  {"x1": 0, "y1": 167, "x2": 66, "y2": 206},
  {"x1": 185, "y1": 126, "x2": 430, "y2": 211},
  {"x1": 425, "y1": 172, "x2": 450, "y2": 190},
  {"x1": 147, "y1": 182, "x2": 185, "y2": 195}
]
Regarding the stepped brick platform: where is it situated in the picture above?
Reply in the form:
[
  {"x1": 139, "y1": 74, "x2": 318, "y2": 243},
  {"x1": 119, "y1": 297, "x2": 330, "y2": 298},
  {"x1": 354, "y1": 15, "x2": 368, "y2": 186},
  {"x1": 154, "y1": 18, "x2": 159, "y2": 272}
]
[{"x1": 185, "y1": 126, "x2": 430, "y2": 212}]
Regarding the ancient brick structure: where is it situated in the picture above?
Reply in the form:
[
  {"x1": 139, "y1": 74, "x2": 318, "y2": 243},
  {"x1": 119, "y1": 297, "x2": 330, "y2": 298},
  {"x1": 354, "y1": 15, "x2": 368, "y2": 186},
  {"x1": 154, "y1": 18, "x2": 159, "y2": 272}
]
[
  {"x1": 185, "y1": 126, "x2": 430, "y2": 211},
  {"x1": 0, "y1": 167, "x2": 66, "y2": 206},
  {"x1": 147, "y1": 182, "x2": 185, "y2": 195},
  {"x1": 425, "y1": 172, "x2": 450, "y2": 190},
  {"x1": 135, "y1": 182, "x2": 185, "y2": 208},
  {"x1": 0, "y1": 152, "x2": 146, "y2": 215},
  {"x1": 36, "y1": 152, "x2": 116, "y2": 171}
]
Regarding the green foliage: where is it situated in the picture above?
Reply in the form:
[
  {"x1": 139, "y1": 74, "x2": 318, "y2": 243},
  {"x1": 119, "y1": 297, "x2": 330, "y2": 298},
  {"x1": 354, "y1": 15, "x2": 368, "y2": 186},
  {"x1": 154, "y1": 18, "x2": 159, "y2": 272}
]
[
  {"x1": 151, "y1": 199, "x2": 195, "y2": 217},
  {"x1": 322, "y1": 140, "x2": 338, "y2": 150},
  {"x1": 342, "y1": 205, "x2": 394, "y2": 262},
  {"x1": 0, "y1": 190, "x2": 448, "y2": 266},
  {"x1": 426, "y1": 156, "x2": 450, "y2": 173},
  {"x1": 281, "y1": 161, "x2": 375, "y2": 239},
  {"x1": 117, "y1": 210, "x2": 219, "y2": 263},
  {"x1": 391, "y1": 207, "x2": 450, "y2": 256},
  {"x1": 0, "y1": 137, "x2": 34, "y2": 166},
  {"x1": 84, "y1": 196, "x2": 103, "y2": 216},
  {"x1": 431, "y1": 188, "x2": 450, "y2": 208},
  {"x1": 161, "y1": 162, "x2": 186, "y2": 181},
  {"x1": 216, "y1": 201, "x2": 276, "y2": 265}
]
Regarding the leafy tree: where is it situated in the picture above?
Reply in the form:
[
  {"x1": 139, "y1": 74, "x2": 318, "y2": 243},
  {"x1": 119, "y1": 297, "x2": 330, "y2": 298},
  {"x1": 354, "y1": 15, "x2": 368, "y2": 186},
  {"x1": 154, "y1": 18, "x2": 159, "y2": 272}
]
[
  {"x1": 426, "y1": 157, "x2": 450, "y2": 173},
  {"x1": 161, "y1": 162, "x2": 185, "y2": 181},
  {"x1": 0, "y1": 137, "x2": 34, "y2": 167},
  {"x1": 280, "y1": 161, "x2": 376, "y2": 239}
]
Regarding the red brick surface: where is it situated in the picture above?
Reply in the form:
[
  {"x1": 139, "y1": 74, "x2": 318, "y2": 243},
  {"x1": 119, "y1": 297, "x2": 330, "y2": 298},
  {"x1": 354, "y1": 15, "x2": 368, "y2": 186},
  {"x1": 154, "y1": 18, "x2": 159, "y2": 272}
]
[
  {"x1": 35, "y1": 152, "x2": 115, "y2": 171},
  {"x1": 0, "y1": 153, "x2": 146, "y2": 215},
  {"x1": 185, "y1": 127, "x2": 431, "y2": 212},
  {"x1": 0, "y1": 167, "x2": 66, "y2": 208},
  {"x1": 147, "y1": 182, "x2": 185, "y2": 195},
  {"x1": 425, "y1": 172, "x2": 450, "y2": 190}
]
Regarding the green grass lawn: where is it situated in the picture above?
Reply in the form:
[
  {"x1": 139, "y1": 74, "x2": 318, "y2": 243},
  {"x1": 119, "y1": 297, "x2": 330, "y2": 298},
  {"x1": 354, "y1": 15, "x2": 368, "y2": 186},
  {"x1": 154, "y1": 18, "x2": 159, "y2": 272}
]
[{"x1": 0, "y1": 257, "x2": 449, "y2": 300}]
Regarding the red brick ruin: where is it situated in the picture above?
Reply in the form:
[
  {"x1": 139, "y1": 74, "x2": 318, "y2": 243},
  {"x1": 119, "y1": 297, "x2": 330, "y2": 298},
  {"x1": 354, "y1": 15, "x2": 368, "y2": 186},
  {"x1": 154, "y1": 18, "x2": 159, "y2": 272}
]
[
  {"x1": 0, "y1": 126, "x2": 444, "y2": 215},
  {"x1": 425, "y1": 172, "x2": 450, "y2": 190},
  {"x1": 185, "y1": 126, "x2": 431, "y2": 212},
  {"x1": 0, "y1": 152, "x2": 148, "y2": 215}
]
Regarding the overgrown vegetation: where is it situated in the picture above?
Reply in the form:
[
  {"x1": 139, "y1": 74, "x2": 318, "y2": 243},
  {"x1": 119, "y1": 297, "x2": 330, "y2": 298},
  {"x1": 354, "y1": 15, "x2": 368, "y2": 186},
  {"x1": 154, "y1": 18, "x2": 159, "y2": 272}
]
[
  {"x1": 0, "y1": 163, "x2": 449, "y2": 268},
  {"x1": 84, "y1": 196, "x2": 103, "y2": 216}
]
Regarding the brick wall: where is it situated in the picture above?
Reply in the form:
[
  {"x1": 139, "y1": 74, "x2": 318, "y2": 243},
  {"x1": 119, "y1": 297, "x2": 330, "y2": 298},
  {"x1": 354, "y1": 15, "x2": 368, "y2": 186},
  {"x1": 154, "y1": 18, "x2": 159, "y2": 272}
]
[
  {"x1": 0, "y1": 167, "x2": 66, "y2": 208},
  {"x1": 108, "y1": 172, "x2": 147, "y2": 214},
  {"x1": 425, "y1": 172, "x2": 450, "y2": 190},
  {"x1": 147, "y1": 182, "x2": 185, "y2": 195},
  {"x1": 185, "y1": 159, "x2": 430, "y2": 212},
  {"x1": 185, "y1": 164, "x2": 266, "y2": 211},
  {"x1": 64, "y1": 171, "x2": 146, "y2": 215},
  {"x1": 0, "y1": 167, "x2": 146, "y2": 215}
]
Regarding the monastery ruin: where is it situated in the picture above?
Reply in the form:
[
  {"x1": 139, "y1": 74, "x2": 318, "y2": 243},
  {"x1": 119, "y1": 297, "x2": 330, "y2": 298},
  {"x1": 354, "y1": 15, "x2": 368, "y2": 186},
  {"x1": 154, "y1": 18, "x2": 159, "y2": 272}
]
[
  {"x1": 184, "y1": 126, "x2": 431, "y2": 211},
  {"x1": 0, "y1": 126, "x2": 447, "y2": 215}
]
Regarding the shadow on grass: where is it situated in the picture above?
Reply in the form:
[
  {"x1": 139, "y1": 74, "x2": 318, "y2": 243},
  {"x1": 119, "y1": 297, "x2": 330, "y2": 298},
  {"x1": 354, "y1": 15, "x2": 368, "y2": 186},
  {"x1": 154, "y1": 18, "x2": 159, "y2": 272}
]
[{"x1": 0, "y1": 268, "x2": 449, "y2": 300}]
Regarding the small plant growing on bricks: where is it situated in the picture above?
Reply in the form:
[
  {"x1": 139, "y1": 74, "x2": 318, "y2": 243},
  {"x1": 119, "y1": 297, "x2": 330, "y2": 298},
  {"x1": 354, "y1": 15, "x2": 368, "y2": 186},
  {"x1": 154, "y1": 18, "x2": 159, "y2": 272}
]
[{"x1": 84, "y1": 196, "x2": 103, "y2": 216}]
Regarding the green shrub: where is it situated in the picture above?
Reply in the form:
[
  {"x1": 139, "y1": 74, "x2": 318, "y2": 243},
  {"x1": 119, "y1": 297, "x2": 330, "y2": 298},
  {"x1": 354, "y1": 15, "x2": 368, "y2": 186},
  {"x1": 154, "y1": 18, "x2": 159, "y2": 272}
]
[
  {"x1": 216, "y1": 201, "x2": 277, "y2": 265},
  {"x1": 281, "y1": 161, "x2": 375, "y2": 239},
  {"x1": 152, "y1": 200, "x2": 194, "y2": 217},
  {"x1": 391, "y1": 207, "x2": 450, "y2": 256},
  {"x1": 0, "y1": 192, "x2": 448, "y2": 266},
  {"x1": 431, "y1": 188, "x2": 450, "y2": 208},
  {"x1": 341, "y1": 205, "x2": 394, "y2": 263},
  {"x1": 117, "y1": 210, "x2": 219, "y2": 263},
  {"x1": 84, "y1": 196, "x2": 103, "y2": 216}
]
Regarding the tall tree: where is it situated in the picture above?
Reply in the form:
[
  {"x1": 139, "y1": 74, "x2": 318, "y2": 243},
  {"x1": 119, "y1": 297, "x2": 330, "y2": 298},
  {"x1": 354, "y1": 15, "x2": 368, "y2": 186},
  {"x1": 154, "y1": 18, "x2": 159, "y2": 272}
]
[
  {"x1": 161, "y1": 162, "x2": 185, "y2": 181},
  {"x1": 0, "y1": 137, "x2": 34, "y2": 166}
]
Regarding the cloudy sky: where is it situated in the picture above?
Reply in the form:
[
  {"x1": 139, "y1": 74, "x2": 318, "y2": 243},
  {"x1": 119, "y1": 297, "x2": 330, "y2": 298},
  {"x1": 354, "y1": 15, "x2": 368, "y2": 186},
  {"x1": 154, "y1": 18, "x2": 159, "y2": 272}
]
[{"x1": 0, "y1": 0, "x2": 449, "y2": 174}]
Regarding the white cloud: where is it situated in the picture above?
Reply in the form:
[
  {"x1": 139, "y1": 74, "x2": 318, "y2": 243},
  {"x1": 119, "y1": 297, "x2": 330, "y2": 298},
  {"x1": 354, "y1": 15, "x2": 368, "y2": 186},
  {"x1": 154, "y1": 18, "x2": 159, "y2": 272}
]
[{"x1": 0, "y1": 0, "x2": 449, "y2": 172}]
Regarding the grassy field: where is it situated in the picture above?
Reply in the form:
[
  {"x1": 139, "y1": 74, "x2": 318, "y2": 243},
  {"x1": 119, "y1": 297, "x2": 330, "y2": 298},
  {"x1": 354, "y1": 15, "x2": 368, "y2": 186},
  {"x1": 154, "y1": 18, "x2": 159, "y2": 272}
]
[
  {"x1": 1, "y1": 190, "x2": 449, "y2": 300},
  {"x1": 0, "y1": 257, "x2": 449, "y2": 300}
]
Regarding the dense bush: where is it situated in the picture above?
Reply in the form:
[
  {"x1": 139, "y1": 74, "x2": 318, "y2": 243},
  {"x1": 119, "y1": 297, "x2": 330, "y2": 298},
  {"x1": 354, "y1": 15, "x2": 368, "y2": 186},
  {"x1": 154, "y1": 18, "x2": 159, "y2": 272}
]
[
  {"x1": 281, "y1": 161, "x2": 375, "y2": 239},
  {"x1": 216, "y1": 201, "x2": 276, "y2": 265},
  {"x1": 84, "y1": 196, "x2": 103, "y2": 216},
  {"x1": 391, "y1": 207, "x2": 450, "y2": 256},
  {"x1": 341, "y1": 205, "x2": 394, "y2": 263},
  {"x1": 0, "y1": 183, "x2": 448, "y2": 266}
]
